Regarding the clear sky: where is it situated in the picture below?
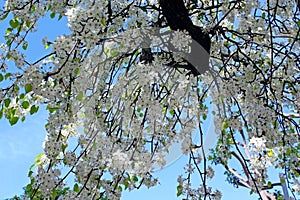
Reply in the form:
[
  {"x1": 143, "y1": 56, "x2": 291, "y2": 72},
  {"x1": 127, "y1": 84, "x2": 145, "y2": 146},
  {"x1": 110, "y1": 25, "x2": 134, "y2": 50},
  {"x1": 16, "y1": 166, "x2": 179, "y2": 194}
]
[{"x1": 0, "y1": 9, "x2": 260, "y2": 200}]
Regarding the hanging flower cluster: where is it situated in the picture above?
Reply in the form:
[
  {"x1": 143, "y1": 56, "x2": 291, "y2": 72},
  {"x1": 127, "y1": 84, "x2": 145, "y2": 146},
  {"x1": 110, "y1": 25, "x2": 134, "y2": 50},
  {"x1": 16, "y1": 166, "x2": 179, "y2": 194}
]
[{"x1": 0, "y1": 0, "x2": 299, "y2": 199}]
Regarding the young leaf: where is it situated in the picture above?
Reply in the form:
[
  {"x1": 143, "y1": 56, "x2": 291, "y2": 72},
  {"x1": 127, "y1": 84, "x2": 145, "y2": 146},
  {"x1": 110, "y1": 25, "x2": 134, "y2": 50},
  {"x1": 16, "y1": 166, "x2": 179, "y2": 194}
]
[
  {"x1": 9, "y1": 116, "x2": 19, "y2": 125},
  {"x1": 30, "y1": 5, "x2": 36, "y2": 14},
  {"x1": 132, "y1": 176, "x2": 138, "y2": 182},
  {"x1": 19, "y1": 93, "x2": 25, "y2": 99},
  {"x1": 101, "y1": 18, "x2": 107, "y2": 26},
  {"x1": 22, "y1": 101, "x2": 30, "y2": 109},
  {"x1": 76, "y1": 91, "x2": 84, "y2": 101},
  {"x1": 30, "y1": 105, "x2": 39, "y2": 115},
  {"x1": 22, "y1": 42, "x2": 28, "y2": 50},
  {"x1": 0, "y1": 12, "x2": 8, "y2": 21},
  {"x1": 21, "y1": 116, "x2": 26, "y2": 122},
  {"x1": 25, "y1": 83, "x2": 32, "y2": 93},
  {"x1": 34, "y1": 153, "x2": 44, "y2": 165},
  {"x1": 4, "y1": 98, "x2": 11, "y2": 107},
  {"x1": 176, "y1": 185, "x2": 183, "y2": 196},
  {"x1": 9, "y1": 19, "x2": 19, "y2": 29},
  {"x1": 5, "y1": 73, "x2": 12, "y2": 79},
  {"x1": 222, "y1": 121, "x2": 229, "y2": 129},
  {"x1": 50, "y1": 12, "x2": 56, "y2": 19},
  {"x1": 45, "y1": 42, "x2": 51, "y2": 49},
  {"x1": 169, "y1": 109, "x2": 175, "y2": 116},
  {"x1": 73, "y1": 183, "x2": 79, "y2": 192}
]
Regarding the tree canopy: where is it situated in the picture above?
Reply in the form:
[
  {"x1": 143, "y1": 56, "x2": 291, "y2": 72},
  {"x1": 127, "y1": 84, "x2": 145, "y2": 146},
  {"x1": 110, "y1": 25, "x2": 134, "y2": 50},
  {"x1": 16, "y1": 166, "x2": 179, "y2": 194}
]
[{"x1": 0, "y1": 0, "x2": 300, "y2": 199}]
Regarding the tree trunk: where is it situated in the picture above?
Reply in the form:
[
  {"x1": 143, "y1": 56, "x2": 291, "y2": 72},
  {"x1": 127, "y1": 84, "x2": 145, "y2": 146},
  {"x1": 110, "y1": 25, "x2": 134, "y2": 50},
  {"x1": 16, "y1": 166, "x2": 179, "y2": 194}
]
[{"x1": 159, "y1": 0, "x2": 211, "y2": 75}]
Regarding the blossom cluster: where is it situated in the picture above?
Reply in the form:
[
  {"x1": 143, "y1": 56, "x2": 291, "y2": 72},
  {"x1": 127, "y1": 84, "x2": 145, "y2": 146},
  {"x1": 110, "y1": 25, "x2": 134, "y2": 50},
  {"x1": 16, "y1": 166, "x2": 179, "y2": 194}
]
[{"x1": 0, "y1": 0, "x2": 300, "y2": 199}]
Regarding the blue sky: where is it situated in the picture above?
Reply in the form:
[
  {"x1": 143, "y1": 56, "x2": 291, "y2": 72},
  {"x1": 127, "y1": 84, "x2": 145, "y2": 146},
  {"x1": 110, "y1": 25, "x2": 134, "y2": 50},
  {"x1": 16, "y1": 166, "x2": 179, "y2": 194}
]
[
  {"x1": 0, "y1": 9, "x2": 260, "y2": 200},
  {"x1": 0, "y1": 111, "x2": 256, "y2": 199},
  {"x1": 0, "y1": 109, "x2": 47, "y2": 198}
]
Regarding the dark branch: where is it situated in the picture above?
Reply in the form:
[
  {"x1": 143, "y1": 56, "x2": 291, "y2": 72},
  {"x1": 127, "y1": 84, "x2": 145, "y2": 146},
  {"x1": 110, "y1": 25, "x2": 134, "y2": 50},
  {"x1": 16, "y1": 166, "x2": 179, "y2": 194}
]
[{"x1": 158, "y1": 0, "x2": 211, "y2": 75}]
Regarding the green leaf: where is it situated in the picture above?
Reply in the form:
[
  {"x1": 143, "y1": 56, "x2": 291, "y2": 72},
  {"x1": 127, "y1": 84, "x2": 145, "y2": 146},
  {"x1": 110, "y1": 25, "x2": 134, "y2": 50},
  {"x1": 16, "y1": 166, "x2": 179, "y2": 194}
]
[
  {"x1": 267, "y1": 181, "x2": 272, "y2": 188},
  {"x1": 73, "y1": 183, "x2": 79, "y2": 192},
  {"x1": 76, "y1": 91, "x2": 84, "y2": 101},
  {"x1": 5, "y1": 72, "x2": 12, "y2": 79},
  {"x1": 14, "y1": 85, "x2": 20, "y2": 93},
  {"x1": 4, "y1": 98, "x2": 11, "y2": 107},
  {"x1": 101, "y1": 18, "x2": 106, "y2": 26},
  {"x1": 298, "y1": 20, "x2": 300, "y2": 27},
  {"x1": 28, "y1": 170, "x2": 33, "y2": 177},
  {"x1": 9, "y1": 19, "x2": 19, "y2": 29},
  {"x1": 267, "y1": 149, "x2": 274, "y2": 157},
  {"x1": 74, "y1": 68, "x2": 80, "y2": 76},
  {"x1": 222, "y1": 121, "x2": 229, "y2": 129},
  {"x1": 0, "y1": 109, "x2": 3, "y2": 119},
  {"x1": 169, "y1": 109, "x2": 175, "y2": 117},
  {"x1": 25, "y1": 83, "x2": 32, "y2": 93},
  {"x1": 176, "y1": 185, "x2": 183, "y2": 196},
  {"x1": 0, "y1": 74, "x2": 3, "y2": 82},
  {"x1": 47, "y1": 106, "x2": 58, "y2": 113},
  {"x1": 22, "y1": 42, "x2": 28, "y2": 50},
  {"x1": 9, "y1": 116, "x2": 19, "y2": 125},
  {"x1": 22, "y1": 101, "x2": 30, "y2": 109},
  {"x1": 30, "y1": 5, "x2": 36, "y2": 14},
  {"x1": 118, "y1": 185, "x2": 123, "y2": 192},
  {"x1": 19, "y1": 93, "x2": 25, "y2": 100},
  {"x1": 132, "y1": 176, "x2": 138, "y2": 182},
  {"x1": 250, "y1": 189, "x2": 254, "y2": 195},
  {"x1": 21, "y1": 116, "x2": 26, "y2": 122},
  {"x1": 30, "y1": 105, "x2": 39, "y2": 115},
  {"x1": 50, "y1": 12, "x2": 56, "y2": 19},
  {"x1": 34, "y1": 153, "x2": 44, "y2": 165},
  {"x1": 0, "y1": 12, "x2": 9, "y2": 21},
  {"x1": 73, "y1": 58, "x2": 80, "y2": 63},
  {"x1": 5, "y1": 27, "x2": 12, "y2": 36},
  {"x1": 45, "y1": 42, "x2": 51, "y2": 49},
  {"x1": 25, "y1": 20, "x2": 31, "y2": 28},
  {"x1": 124, "y1": 180, "x2": 129, "y2": 189},
  {"x1": 6, "y1": 39, "x2": 12, "y2": 46},
  {"x1": 52, "y1": 189, "x2": 58, "y2": 199},
  {"x1": 58, "y1": 14, "x2": 63, "y2": 20},
  {"x1": 61, "y1": 143, "x2": 68, "y2": 152}
]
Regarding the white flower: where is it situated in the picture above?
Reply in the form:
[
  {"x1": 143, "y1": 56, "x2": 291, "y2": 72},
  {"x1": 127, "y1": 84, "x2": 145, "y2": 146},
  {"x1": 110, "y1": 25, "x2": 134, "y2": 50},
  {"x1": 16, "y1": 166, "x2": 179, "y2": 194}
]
[
  {"x1": 109, "y1": 150, "x2": 131, "y2": 171},
  {"x1": 249, "y1": 137, "x2": 266, "y2": 152},
  {"x1": 65, "y1": 7, "x2": 81, "y2": 22},
  {"x1": 181, "y1": 136, "x2": 191, "y2": 155},
  {"x1": 220, "y1": 18, "x2": 232, "y2": 28},
  {"x1": 64, "y1": 151, "x2": 77, "y2": 166},
  {"x1": 292, "y1": 179, "x2": 300, "y2": 193},
  {"x1": 213, "y1": 189, "x2": 222, "y2": 200},
  {"x1": 171, "y1": 30, "x2": 192, "y2": 52},
  {"x1": 206, "y1": 166, "x2": 215, "y2": 179}
]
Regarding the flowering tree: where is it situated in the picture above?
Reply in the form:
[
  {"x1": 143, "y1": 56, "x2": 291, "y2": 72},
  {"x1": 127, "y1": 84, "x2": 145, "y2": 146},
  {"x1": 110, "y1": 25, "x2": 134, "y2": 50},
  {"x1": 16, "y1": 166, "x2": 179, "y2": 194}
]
[{"x1": 1, "y1": 0, "x2": 300, "y2": 199}]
